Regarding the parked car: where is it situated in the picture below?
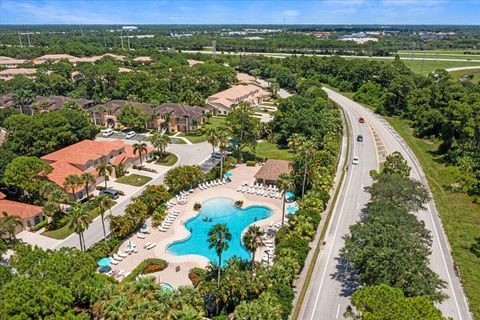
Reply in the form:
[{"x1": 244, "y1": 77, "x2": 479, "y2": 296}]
[
  {"x1": 100, "y1": 188, "x2": 119, "y2": 199},
  {"x1": 357, "y1": 135, "x2": 363, "y2": 142},
  {"x1": 125, "y1": 131, "x2": 136, "y2": 139},
  {"x1": 102, "y1": 128, "x2": 114, "y2": 137},
  {"x1": 352, "y1": 156, "x2": 360, "y2": 165},
  {"x1": 359, "y1": 117, "x2": 365, "y2": 123},
  {"x1": 211, "y1": 151, "x2": 226, "y2": 159}
]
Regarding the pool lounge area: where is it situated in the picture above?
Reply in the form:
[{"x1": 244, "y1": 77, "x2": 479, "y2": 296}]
[
  {"x1": 167, "y1": 197, "x2": 272, "y2": 264},
  {"x1": 105, "y1": 164, "x2": 285, "y2": 287}
]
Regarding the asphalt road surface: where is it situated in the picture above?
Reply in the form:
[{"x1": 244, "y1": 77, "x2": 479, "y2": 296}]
[{"x1": 298, "y1": 88, "x2": 472, "y2": 320}]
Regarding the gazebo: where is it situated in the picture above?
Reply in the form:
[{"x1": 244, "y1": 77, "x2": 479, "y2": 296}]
[{"x1": 254, "y1": 159, "x2": 292, "y2": 186}]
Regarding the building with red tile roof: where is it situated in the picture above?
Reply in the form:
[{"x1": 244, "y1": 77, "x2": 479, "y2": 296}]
[
  {"x1": 0, "y1": 199, "x2": 44, "y2": 234},
  {"x1": 41, "y1": 139, "x2": 153, "y2": 201}
]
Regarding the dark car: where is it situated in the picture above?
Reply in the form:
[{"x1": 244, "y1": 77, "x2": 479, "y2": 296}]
[
  {"x1": 357, "y1": 135, "x2": 363, "y2": 142},
  {"x1": 100, "y1": 188, "x2": 119, "y2": 199},
  {"x1": 359, "y1": 117, "x2": 365, "y2": 123}
]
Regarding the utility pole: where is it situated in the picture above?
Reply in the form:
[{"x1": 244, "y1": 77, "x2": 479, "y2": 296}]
[
  {"x1": 120, "y1": 30, "x2": 124, "y2": 49},
  {"x1": 81, "y1": 27, "x2": 84, "y2": 37},
  {"x1": 103, "y1": 31, "x2": 107, "y2": 47},
  {"x1": 18, "y1": 32, "x2": 23, "y2": 48},
  {"x1": 127, "y1": 32, "x2": 131, "y2": 50},
  {"x1": 212, "y1": 40, "x2": 216, "y2": 56},
  {"x1": 27, "y1": 33, "x2": 31, "y2": 46}
]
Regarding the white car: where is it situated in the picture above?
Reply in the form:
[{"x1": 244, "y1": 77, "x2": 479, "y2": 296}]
[
  {"x1": 125, "y1": 131, "x2": 136, "y2": 139},
  {"x1": 102, "y1": 128, "x2": 114, "y2": 137},
  {"x1": 352, "y1": 156, "x2": 359, "y2": 165}
]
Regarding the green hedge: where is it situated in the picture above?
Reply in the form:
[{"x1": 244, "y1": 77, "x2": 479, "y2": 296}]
[
  {"x1": 29, "y1": 217, "x2": 48, "y2": 232},
  {"x1": 246, "y1": 160, "x2": 256, "y2": 167},
  {"x1": 123, "y1": 258, "x2": 168, "y2": 282}
]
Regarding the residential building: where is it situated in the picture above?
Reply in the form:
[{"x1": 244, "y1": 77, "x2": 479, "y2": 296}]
[
  {"x1": 0, "y1": 94, "x2": 93, "y2": 114},
  {"x1": 33, "y1": 54, "x2": 78, "y2": 65},
  {"x1": 0, "y1": 56, "x2": 27, "y2": 68},
  {"x1": 155, "y1": 103, "x2": 206, "y2": 132},
  {"x1": 0, "y1": 192, "x2": 44, "y2": 234},
  {"x1": 90, "y1": 100, "x2": 206, "y2": 132},
  {"x1": 206, "y1": 84, "x2": 270, "y2": 115},
  {"x1": 41, "y1": 139, "x2": 153, "y2": 201},
  {"x1": 0, "y1": 68, "x2": 37, "y2": 81}
]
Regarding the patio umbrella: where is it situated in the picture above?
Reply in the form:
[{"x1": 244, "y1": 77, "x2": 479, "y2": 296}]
[
  {"x1": 97, "y1": 257, "x2": 111, "y2": 267},
  {"x1": 285, "y1": 192, "x2": 295, "y2": 200},
  {"x1": 128, "y1": 240, "x2": 132, "y2": 251},
  {"x1": 287, "y1": 206, "x2": 298, "y2": 214}
]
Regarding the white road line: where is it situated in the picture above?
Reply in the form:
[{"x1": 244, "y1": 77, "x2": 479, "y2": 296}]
[
  {"x1": 351, "y1": 97, "x2": 465, "y2": 320},
  {"x1": 309, "y1": 103, "x2": 357, "y2": 320},
  {"x1": 336, "y1": 304, "x2": 341, "y2": 319}
]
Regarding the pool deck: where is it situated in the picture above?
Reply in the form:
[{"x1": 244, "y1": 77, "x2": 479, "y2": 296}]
[{"x1": 110, "y1": 164, "x2": 284, "y2": 288}]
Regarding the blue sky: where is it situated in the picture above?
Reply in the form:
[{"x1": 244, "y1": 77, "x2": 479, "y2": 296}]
[{"x1": 1, "y1": 0, "x2": 479, "y2": 25}]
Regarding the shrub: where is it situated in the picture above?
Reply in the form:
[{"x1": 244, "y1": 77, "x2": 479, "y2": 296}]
[
  {"x1": 123, "y1": 258, "x2": 168, "y2": 282},
  {"x1": 164, "y1": 165, "x2": 204, "y2": 193},
  {"x1": 246, "y1": 160, "x2": 256, "y2": 167},
  {"x1": 87, "y1": 238, "x2": 121, "y2": 261},
  {"x1": 193, "y1": 202, "x2": 201, "y2": 211},
  {"x1": 29, "y1": 217, "x2": 48, "y2": 232},
  {"x1": 188, "y1": 267, "x2": 206, "y2": 287},
  {"x1": 234, "y1": 200, "x2": 243, "y2": 208}
]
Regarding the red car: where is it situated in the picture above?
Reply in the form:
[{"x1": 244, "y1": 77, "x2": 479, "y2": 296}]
[{"x1": 359, "y1": 117, "x2": 365, "y2": 123}]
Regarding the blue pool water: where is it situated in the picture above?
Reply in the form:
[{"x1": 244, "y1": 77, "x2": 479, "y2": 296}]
[{"x1": 167, "y1": 197, "x2": 272, "y2": 264}]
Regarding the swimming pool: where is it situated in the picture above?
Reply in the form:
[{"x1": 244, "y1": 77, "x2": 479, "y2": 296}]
[{"x1": 167, "y1": 197, "x2": 272, "y2": 264}]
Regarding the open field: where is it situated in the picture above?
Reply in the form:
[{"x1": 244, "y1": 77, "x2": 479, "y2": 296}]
[
  {"x1": 385, "y1": 116, "x2": 480, "y2": 319},
  {"x1": 255, "y1": 141, "x2": 294, "y2": 160},
  {"x1": 398, "y1": 49, "x2": 480, "y2": 56},
  {"x1": 399, "y1": 59, "x2": 480, "y2": 74},
  {"x1": 449, "y1": 68, "x2": 480, "y2": 82}
]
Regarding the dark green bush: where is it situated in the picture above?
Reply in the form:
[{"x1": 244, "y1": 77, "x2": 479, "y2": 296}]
[{"x1": 246, "y1": 160, "x2": 256, "y2": 167}]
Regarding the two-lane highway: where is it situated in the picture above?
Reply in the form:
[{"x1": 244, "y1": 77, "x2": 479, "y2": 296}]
[{"x1": 299, "y1": 88, "x2": 472, "y2": 319}]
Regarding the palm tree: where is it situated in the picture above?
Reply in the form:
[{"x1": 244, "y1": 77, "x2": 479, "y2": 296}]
[
  {"x1": 133, "y1": 142, "x2": 148, "y2": 168},
  {"x1": 216, "y1": 128, "x2": 230, "y2": 179},
  {"x1": 69, "y1": 204, "x2": 92, "y2": 251},
  {"x1": 94, "y1": 194, "x2": 114, "y2": 241},
  {"x1": 299, "y1": 140, "x2": 317, "y2": 198},
  {"x1": 162, "y1": 111, "x2": 173, "y2": 132},
  {"x1": 151, "y1": 131, "x2": 170, "y2": 159},
  {"x1": 242, "y1": 225, "x2": 264, "y2": 266},
  {"x1": 288, "y1": 133, "x2": 305, "y2": 151},
  {"x1": 12, "y1": 88, "x2": 34, "y2": 114},
  {"x1": 206, "y1": 127, "x2": 218, "y2": 158},
  {"x1": 63, "y1": 174, "x2": 83, "y2": 202},
  {"x1": 208, "y1": 223, "x2": 232, "y2": 286},
  {"x1": 205, "y1": 111, "x2": 212, "y2": 124},
  {"x1": 277, "y1": 173, "x2": 293, "y2": 227},
  {"x1": 80, "y1": 172, "x2": 96, "y2": 200},
  {"x1": 97, "y1": 160, "x2": 114, "y2": 189},
  {"x1": 0, "y1": 212, "x2": 23, "y2": 240}
]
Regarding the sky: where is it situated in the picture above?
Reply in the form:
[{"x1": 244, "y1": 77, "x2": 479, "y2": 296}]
[{"x1": 1, "y1": 0, "x2": 479, "y2": 25}]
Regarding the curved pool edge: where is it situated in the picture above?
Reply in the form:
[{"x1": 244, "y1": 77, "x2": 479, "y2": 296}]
[{"x1": 166, "y1": 196, "x2": 274, "y2": 262}]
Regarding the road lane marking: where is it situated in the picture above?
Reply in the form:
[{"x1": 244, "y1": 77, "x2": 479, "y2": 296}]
[
  {"x1": 309, "y1": 103, "x2": 357, "y2": 320},
  {"x1": 348, "y1": 96, "x2": 466, "y2": 320}
]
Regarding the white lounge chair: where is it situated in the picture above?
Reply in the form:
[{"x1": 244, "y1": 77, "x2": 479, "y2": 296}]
[
  {"x1": 110, "y1": 259, "x2": 119, "y2": 265},
  {"x1": 159, "y1": 226, "x2": 169, "y2": 232},
  {"x1": 118, "y1": 251, "x2": 128, "y2": 258},
  {"x1": 146, "y1": 243, "x2": 157, "y2": 250},
  {"x1": 143, "y1": 242, "x2": 152, "y2": 249}
]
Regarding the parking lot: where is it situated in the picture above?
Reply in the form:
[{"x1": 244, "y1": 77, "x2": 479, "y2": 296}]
[{"x1": 106, "y1": 131, "x2": 147, "y2": 141}]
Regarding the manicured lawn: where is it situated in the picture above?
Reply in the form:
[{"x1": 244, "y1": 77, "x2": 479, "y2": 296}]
[
  {"x1": 41, "y1": 200, "x2": 113, "y2": 240},
  {"x1": 401, "y1": 59, "x2": 480, "y2": 74},
  {"x1": 178, "y1": 116, "x2": 226, "y2": 143},
  {"x1": 255, "y1": 141, "x2": 294, "y2": 160},
  {"x1": 385, "y1": 116, "x2": 480, "y2": 319},
  {"x1": 116, "y1": 174, "x2": 152, "y2": 187},
  {"x1": 156, "y1": 152, "x2": 178, "y2": 166}
]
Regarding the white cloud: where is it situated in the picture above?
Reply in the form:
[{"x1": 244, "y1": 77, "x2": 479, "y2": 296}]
[{"x1": 282, "y1": 9, "x2": 299, "y2": 17}]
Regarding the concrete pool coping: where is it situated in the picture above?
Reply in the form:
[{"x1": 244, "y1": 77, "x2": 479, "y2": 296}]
[{"x1": 111, "y1": 164, "x2": 284, "y2": 287}]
